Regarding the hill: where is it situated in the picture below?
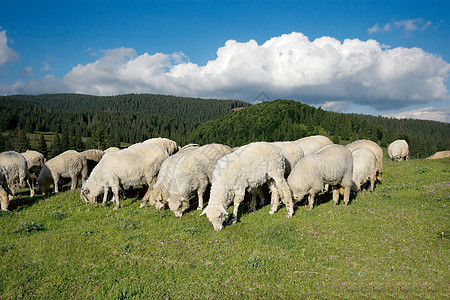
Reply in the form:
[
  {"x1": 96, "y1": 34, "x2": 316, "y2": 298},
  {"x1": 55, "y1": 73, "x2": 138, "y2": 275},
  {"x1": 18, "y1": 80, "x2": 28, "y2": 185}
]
[
  {"x1": 1, "y1": 95, "x2": 448, "y2": 158},
  {"x1": 0, "y1": 157, "x2": 448, "y2": 298},
  {"x1": 190, "y1": 99, "x2": 449, "y2": 158}
]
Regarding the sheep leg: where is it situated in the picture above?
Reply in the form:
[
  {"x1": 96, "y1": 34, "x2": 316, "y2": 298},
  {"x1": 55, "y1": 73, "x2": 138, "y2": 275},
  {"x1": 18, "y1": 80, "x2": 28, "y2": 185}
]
[
  {"x1": 307, "y1": 191, "x2": 315, "y2": 210},
  {"x1": 0, "y1": 188, "x2": 9, "y2": 211},
  {"x1": 102, "y1": 187, "x2": 109, "y2": 206},
  {"x1": 53, "y1": 174, "x2": 60, "y2": 193},
  {"x1": 197, "y1": 183, "x2": 207, "y2": 210},
  {"x1": 369, "y1": 177, "x2": 375, "y2": 192},
  {"x1": 343, "y1": 187, "x2": 351, "y2": 206},
  {"x1": 26, "y1": 178, "x2": 35, "y2": 197},
  {"x1": 270, "y1": 174, "x2": 293, "y2": 217},
  {"x1": 269, "y1": 182, "x2": 279, "y2": 214},
  {"x1": 332, "y1": 188, "x2": 340, "y2": 205},
  {"x1": 112, "y1": 186, "x2": 120, "y2": 210},
  {"x1": 257, "y1": 187, "x2": 265, "y2": 207},
  {"x1": 249, "y1": 188, "x2": 258, "y2": 212},
  {"x1": 70, "y1": 175, "x2": 78, "y2": 190}
]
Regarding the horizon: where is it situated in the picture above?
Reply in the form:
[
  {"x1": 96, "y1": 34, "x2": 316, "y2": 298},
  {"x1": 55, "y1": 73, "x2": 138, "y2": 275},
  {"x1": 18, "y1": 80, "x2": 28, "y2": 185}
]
[{"x1": 0, "y1": 0, "x2": 449, "y2": 122}]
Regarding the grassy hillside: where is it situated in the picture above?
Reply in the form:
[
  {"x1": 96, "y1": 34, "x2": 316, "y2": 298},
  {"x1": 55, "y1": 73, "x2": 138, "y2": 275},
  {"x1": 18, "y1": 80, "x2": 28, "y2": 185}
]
[{"x1": 0, "y1": 157, "x2": 448, "y2": 298}]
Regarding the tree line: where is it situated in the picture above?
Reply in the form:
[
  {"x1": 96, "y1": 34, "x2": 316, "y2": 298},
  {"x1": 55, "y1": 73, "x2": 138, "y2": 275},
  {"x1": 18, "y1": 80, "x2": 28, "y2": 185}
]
[{"x1": 1, "y1": 94, "x2": 448, "y2": 159}]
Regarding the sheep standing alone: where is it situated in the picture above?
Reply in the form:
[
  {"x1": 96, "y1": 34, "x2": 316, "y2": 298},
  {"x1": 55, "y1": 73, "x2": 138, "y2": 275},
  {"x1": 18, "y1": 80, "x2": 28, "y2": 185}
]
[
  {"x1": 388, "y1": 140, "x2": 409, "y2": 161},
  {"x1": 143, "y1": 145, "x2": 199, "y2": 210},
  {"x1": 201, "y1": 142, "x2": 293, "y2": 231},
  {"x1": 37, "y1": 150, "x2": 88, "y2": 194},
  {"x1": 81, "y1": 143, "x2": 168, "y2": 210},
  {"x1": 346, "y1": 140, "x2": 383, "y2": 181},
  {"x1": 143, "y1": 137, "x2": 178, "y2": 155},
  {"x1": 168, "y1": 143, "x2": 233, "y2": 217},
  {"x1": 0, "y1": 151, "x2": 33, "y2": 197},
  {"x1": 351, "y1": 147, "x2": 377, "y2": 192},
  {"x1": 0, "y1": 165, "x2": 13, "y2": 211},
  {"x1": 287, "y1": 144, "x2": 353, "y2": 210},
  {"x1": 293, "y1": 135, "x2": 333, "y2": 156}
]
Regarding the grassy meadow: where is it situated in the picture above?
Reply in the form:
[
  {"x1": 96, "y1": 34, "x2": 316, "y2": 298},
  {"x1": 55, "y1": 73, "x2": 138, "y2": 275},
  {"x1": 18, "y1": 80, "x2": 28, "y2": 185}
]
[{"x1": 0, "y1": 157, "x2": 449, "y2": 299}]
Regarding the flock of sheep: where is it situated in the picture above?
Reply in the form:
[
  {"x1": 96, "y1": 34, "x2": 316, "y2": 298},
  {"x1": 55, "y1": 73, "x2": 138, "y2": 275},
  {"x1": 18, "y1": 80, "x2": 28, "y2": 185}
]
[{"x1": 0, "y1": 136, "x2": 410, "y2": 231}]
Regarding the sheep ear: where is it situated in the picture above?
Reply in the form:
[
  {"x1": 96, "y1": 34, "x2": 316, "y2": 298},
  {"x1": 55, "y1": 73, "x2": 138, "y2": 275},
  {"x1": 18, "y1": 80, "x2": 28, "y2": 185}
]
[
  {"x1": 219, "y1": 205, "x2": 228, "y2": 216},
  {"x1": 200, "y1": 207, "x2": 208, "y2": 216}
]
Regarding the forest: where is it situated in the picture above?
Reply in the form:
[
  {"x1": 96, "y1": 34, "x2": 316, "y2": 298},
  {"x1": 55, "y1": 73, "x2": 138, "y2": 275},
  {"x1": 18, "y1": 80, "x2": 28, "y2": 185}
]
[{"x1": 0, "y1": 93, "x2": 448, "y2": 159}]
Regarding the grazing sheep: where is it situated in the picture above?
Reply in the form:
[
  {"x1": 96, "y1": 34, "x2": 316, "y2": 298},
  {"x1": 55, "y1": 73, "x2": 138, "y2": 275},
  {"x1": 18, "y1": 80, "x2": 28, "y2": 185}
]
[
  {"x1": 351, "y1": 147, "x2": 377, "y2": 192},
  {"x1": 143, "y1": 137, "x2": 178, "y2": 155},
  {"x1": 293, "y1": 135, "x2": 333, "y2": 156},
  {"x1": 143, "y1": 145, "x2": 199, "y2": 209},
  {"x1": 21, "y1": 150, "x2": 46, "y2": 196},
  {"x1": 346, "y1": 140, "x2": 383, "y2": 180},
  {"x1": 104, "y1": 147, "x2": 120, "y2": 152},
  {"x1": 201, "y1": 142, "x2": 293, "y2": 231},
  {"x1": 168, "y1": 143, "x2": 233, "y2": 218},
  {"x1": 81, "y1": 149, "x2": 104, "y2": 175},
  {"x1": 388, "y1": 140, "x2": 409, "y2": 161},
  {"x1": 21, "y1": 150, "x2": 46, "y2": 178},
  {"x1": 264, "y1": 141, "x2": 304, "y2": 213},
  {"x1": 287, "y1": 144, "x2": 353, "y2": 210},
  {"x1": 0, "y1": 165, "x2": 13, "y2": 211},
  {"x1": 0, "y1": 151, "x2": 33, "y2": 197},
  {"x1": 81, "y1": 143, "x2": 168, "y2": 210},
  {"x1": 37, "y1": 150, "x2": 88, "y2": 194},
  {"x1": 427, "y1": 150, "x2": 450, "y2": 160}
]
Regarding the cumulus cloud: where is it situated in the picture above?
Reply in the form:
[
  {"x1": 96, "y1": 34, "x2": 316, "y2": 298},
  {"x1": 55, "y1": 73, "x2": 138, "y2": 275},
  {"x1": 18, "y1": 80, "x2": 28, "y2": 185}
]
[
  {"x1": 61, "y1": 32, "x2": 449, "y2": 111},
  {"x1": 385, "y1": 106, "x2": 450, "y2": 123},
  {"x1": 0, "y1": 75, "x2": 66, "y2": 95},
  {"x1": 1, "y1": 32, "x2": 449, "y2": 116},
  {"x1": 20, "y1": 66, "x2": 33, "y2": 78},
  {"x1": 369, "y1": 18, "x2": 434, "y2": 34},
  {"x1": 0, "y1": 30, "x2": 19, "y2": 66}
]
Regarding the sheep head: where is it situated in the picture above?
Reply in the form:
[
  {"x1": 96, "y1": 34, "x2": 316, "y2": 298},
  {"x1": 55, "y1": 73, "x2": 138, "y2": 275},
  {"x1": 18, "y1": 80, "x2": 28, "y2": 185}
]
[{"x1": 201, "y1": 205, "x2": 229, "y2": 231}]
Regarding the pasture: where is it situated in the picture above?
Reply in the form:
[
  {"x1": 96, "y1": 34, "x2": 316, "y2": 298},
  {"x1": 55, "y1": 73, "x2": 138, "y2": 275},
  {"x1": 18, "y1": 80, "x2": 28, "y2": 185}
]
[{"x1": 0, "y1": 158, "x2": 448, "y2": 299}]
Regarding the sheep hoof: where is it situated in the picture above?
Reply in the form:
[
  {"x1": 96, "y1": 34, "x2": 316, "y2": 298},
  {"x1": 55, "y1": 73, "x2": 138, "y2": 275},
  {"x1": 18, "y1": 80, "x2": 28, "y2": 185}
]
[
  {"x1": 269, "y1": 208, "x2": 277, "y2": 215},
  {"x1": 139, "y1": 203, "x2": 145, "y2": 208},
  {"x1": 197, "y1": 206, "x2": 203, "y2": 211}
]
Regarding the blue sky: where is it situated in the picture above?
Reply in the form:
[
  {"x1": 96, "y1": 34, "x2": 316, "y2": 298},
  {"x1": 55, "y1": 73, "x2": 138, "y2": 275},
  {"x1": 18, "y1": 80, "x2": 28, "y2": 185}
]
[{"x1": 0, "y1": 0, "x2": 449, "y2": 122}]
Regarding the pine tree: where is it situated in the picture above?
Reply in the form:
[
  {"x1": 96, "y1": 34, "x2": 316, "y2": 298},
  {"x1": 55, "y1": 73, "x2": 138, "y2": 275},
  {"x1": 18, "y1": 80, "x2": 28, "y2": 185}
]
[
  {"x1": 50, "y1": 133, "x2": 62, "y2": 158},
  {"x1": 37, "y1": 134, "x2": 48, "y2": 158},
  {"x1": 9, "y1": 128, "x2": 30, "y2": 152}
]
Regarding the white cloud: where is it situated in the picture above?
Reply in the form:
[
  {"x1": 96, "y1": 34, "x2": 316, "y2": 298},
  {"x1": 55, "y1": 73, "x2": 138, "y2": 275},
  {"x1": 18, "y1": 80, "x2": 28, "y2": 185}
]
[
  {"x1": 0, "y1": 75, "x2": 65, "y2": 95},
  {"x1": 0, "y1": 30, "x2": 19, "y2": 66},
  {"x1": 385, "y1": 105, "x2": 450, "y2": 123},
  {"x1": 369, "y1": 18, "x2": 434, "y2": 35},
  {"x1": 1, "y1": 32, "x2": 449, "y2": 115},
  {"x1": 320, "y1": 101, "x2": 349, "y2": 112},
  {"x1": 40, "y1": 62, "x2": 51, "y2": 72}
]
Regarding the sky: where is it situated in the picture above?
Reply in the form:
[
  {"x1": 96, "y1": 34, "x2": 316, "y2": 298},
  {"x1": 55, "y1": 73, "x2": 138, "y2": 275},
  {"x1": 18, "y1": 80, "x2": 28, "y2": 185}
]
[{"x1": 0, "y1": 0, "x2": 449, "y2": 122}]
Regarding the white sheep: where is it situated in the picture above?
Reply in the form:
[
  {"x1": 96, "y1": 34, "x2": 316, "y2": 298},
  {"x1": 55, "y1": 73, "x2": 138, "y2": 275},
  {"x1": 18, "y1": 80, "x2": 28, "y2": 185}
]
[
  {"x1": 81, "y1": 149, "x2": 105, "y2": 175},
  {"x1": 287, "y1": 144, "x2": 353, "y2": 210},
  {"x1": 263, "y1": 141, "x2": 304, "y2": 213},
  {"x1": 37, "y1": 150, "x2": 88, "y2": 194},
  {"x1": 81, "y1": 143, "x2": 168, "y2": 210},
  {"x1": 168, "y1": 143, "x2": 233, "y2": 218},
  {"x1": 104, "y1": 147, "x2": 120, "y2": 152},
  {"x1": 201, "y1": 142, "x2": 293, "y2": 231},
  {"x1": 0, "y1": 151, "x2": 33, "y2": 197},
  {"x1": 21, "y1": 150, "x2": 46, "y2": 196},
  {"x1": 388, "y1": 140, "x2": 409, "y2": 161},
  {"x1": 0, "y1": 164, "x2": 13, "y2": 211},
  {"x1": 143, "y1": 137, "x2": 178, "y2": 155},
  {"x1": 351, "y1": 147, "x2": 377, "y2": 192},
  {"x1": 142, "y1": 145, "x2": 199, "y2": 210},
  {"x1": 345, "y1": 139, "x2": 383, "y2": 181},
  {"x1": 21, "y1": 150, "x2": 46, "y2": 177},
  {"x1": 427, "y1": 150, "x2": 450, "y2": 160},
  {"x1": 293, "y1": 135, "x2": 333, "y2": 156}
]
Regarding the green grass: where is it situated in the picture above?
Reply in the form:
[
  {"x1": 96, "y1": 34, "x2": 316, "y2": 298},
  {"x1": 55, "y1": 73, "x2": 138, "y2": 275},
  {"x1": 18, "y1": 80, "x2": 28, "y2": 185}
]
[{"x1": 0, "y1": 158, "x2": 448, "y2": 299}]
